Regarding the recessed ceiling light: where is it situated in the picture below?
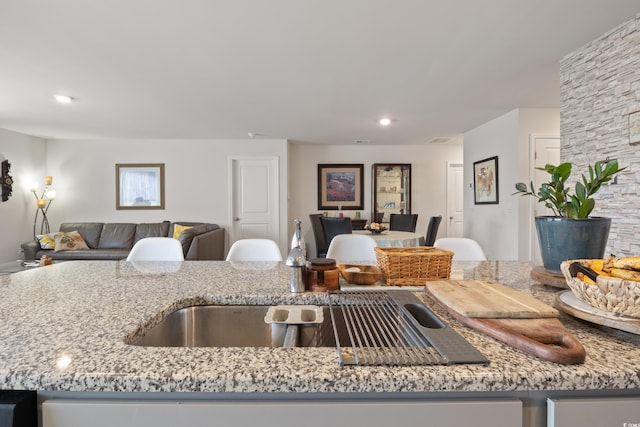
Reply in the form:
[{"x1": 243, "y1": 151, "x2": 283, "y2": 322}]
[
  {"x1": 379, "y1": 117, "x2": 392, "y2": 126},
  {"x1": 53, "y1": 94, "x2": 74, "y2": 104}
]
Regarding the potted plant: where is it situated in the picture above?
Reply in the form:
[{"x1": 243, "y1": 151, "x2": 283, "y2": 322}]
[{"x1": 514, "y1": 160, "x2": 625, "y2": 273}]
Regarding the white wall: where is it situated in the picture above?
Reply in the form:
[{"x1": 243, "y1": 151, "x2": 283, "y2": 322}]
[
  {"x1": 289, "y1": 142, "x2": 463, "y2": 258},
  {"x1": 45, "y1": 139, "x2": 289, "y2": 255},
  {"x1": 0, "y1": 128, "x2": 47, "y2": 262},
  {"x1": 463, "y1": 108, "x2": 559, "y2": 260},
  {"x1": 1, "y1": 133, "x2": 462, "y2": 262}
]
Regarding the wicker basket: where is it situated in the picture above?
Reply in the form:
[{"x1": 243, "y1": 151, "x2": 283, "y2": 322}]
[
  {"x1": 375, "y1": 246, "x2": 453, "y2": 286},
  {"x1": 560, "y1": 260, "x2": 640, "y2": 318}
]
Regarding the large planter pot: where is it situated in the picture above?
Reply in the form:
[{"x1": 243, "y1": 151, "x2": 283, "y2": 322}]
[{"x1": 535, "y1": 216, "x2": 611, "y2": 274}]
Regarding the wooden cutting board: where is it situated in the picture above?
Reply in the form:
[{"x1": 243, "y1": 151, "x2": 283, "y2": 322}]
[
  {"x1": 425, "y1": 280, "x2": 585, "y2": 365},
  {"x1": 425, "y1": 280, "x2": 559, "y2": 318}
]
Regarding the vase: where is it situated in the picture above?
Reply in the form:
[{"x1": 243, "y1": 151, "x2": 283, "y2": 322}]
[{"x1": 535, "y1": 216, "x2": 611, "y2": 274}]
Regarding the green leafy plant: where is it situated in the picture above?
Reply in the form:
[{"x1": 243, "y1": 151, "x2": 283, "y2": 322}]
[{"x1": 513, "y1": 160, "x2": 625, "y2": 218}]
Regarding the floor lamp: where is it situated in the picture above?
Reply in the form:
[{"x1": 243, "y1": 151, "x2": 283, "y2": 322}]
[{"x1": 29, "y1": 176, "x2": 56, "y2": 239}]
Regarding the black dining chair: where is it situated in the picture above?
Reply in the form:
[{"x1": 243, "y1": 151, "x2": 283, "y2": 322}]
[
  {"x1": 309, "y1": 214, "x2": 329, "y2": 258},
  {"x1": 424, "y1": 215, "x2": 442, "y2": 246},
  {"x1": 389, "y1": 214, "x2": 418, "y2": 232},
  {"x1": 319, "y1": 217, "x2": 352, "y2": 248}
]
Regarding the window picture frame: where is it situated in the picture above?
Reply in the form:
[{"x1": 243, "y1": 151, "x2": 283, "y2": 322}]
[{"x1": 116, "y1": 163, "x2": 165, "y2": 210}]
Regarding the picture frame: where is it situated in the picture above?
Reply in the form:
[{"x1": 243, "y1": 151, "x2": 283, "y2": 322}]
[
  {"x1": 116, "y1": 163, "x2": 165, "y2": 210},
  {"x1": 317, "y1": 164, "x2": 364, "y2": 210},
  {"x1": 473, "y1": 156, "x2": 499, "y2": 204},
  {"x1": 629, "y1": 110, "x2": 640, "y2": 145}
]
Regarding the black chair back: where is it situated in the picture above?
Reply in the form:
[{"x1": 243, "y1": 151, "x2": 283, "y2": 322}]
[
  {"x1": 425, "y1": 215, "x2": 442, "y2": 246},
  {"x1": 309, "y1": 214, "x2": 329, "y2": 258},
  {"x1": 389, "y1": 214, "x2": 418, "y2": 232},
  {"x1": 319, "y1": 217, "x2": 353, "y2": 247}
]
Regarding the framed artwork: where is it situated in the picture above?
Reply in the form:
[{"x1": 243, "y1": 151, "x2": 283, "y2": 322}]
[
  {"x1": 629, "y1": 110, "x2": 640, "y2": 145},
  {"x1": 473, "y1": 156, "x2": 499, "y2": 204},
  {"x1": 317, "y1": 164, "x2": 364, "y2": 210},
  {"x1": 116, "y1": 163, "x2": 165, "y2": 210}
]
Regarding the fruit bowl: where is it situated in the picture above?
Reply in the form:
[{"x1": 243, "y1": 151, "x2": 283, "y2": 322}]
[
  {"x1": 364, "y1": 222, "x2": 387, "y2": 234},
  {"x1": 561, "y1": 259, "x2": 640, "y2": 318}
]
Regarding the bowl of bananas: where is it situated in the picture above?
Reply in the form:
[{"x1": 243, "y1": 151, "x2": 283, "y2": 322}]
[{"x1": 561, "y1": 256, "x2": 640, "y2": 318}]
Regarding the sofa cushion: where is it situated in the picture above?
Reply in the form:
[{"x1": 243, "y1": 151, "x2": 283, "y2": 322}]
[
  {"x1": 98, "y1": 223, "x2": 136, "y2": 249},
  {"x1": 176, "y1": 224, "x2": 213, "y2": 255},
  {"x1": 169, "y1": 222, "x2": 219, "y2": 238},
  {"x1": 47, "y1": 249, "x2": 131, "y2": 260},
  {"x1": 59, "y1": 223, "x2": 104, "y2": 249},
  {"x1": 54, "y1": 231, "x2": 90, "y2": 252},
  {"x1": 135, "y1": 222, "x2": 171, "y2": 243},
  {"x1": 36, "y1": 233, "x2": 57, "y2": 249},
  {"x1": 173, "y1": 224, "x2": 193, "y2": 239}
]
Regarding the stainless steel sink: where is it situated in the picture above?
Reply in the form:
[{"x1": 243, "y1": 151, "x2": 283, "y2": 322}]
[
  {"x1": 130, "y1": 305, "x2": 336, "y2": 348},
  {"x1": 128, "y1": 291, "x2": 488, "y2": 367}
]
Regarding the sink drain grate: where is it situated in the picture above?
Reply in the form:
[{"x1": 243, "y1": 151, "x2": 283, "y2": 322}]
[{"x1": 328, "y1": 290, "x2": 488, "y2": 367}]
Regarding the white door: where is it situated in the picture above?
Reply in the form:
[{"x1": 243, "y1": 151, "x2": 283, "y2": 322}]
[
  {"x1": 446, "y1": 162, "x2": 464, "y2": 237},
  {"x1": 229, "y1": 157, "x2": 279, "y2": 245},
  {"x1": 531, "y1": 135, "x2": 560, "y2": 264}
]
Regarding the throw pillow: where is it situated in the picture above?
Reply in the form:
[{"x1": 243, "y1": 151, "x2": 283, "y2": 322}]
[
  {"x1": 172, "y1": 224, "x2": 193, "y2": 239},
  {"x1": 54, "y1": 231, "x2": 90, "y2": 252},
  {"x1": 36, "y1": 233, "x2": 58, "y2": 250}
]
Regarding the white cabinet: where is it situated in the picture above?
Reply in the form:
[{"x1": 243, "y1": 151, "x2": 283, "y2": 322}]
[
  {"x1": 548, "y1": 397, "x2": 640, "y2": 427},
  {"x1": 43, "y1": 399, "x2": 522, "y2": 427}
]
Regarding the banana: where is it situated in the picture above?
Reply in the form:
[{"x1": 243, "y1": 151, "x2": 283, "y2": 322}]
[
  {"x1": 612, "y1": 256, "x2": 640, "y2": 271},
  {"x1": 603, "y1": 254, "x2": 617, "y2": 273},
  {"x1": 610, "y1": 268, "x2": 640, "y2": 282},
  {"x1": 590, "y1": 259, "x2": 604, "y2": 271}
]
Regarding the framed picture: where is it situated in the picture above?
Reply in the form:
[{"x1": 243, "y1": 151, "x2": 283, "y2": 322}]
[
  {"x1": 473, "y1": 156, "x2": 499, "y2": 204},
  {"x1": 317, "y1": 164, "x2": 364, "y2": 210},
  {"x1": 629, "y1": 110, "x2": 640, "y2": 145},
  {"x1": 116, "y1": 163, "x2": 165, "y2": 210}
]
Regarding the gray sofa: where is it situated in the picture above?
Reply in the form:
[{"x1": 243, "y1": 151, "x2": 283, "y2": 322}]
[{"x1": 21, "y1": 221, "x2": 225, "y2": 261}]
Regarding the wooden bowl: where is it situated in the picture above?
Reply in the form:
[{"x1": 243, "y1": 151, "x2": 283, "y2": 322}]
[{"x1": 338, "y1": 264, "x2": 383, "y2": 285}]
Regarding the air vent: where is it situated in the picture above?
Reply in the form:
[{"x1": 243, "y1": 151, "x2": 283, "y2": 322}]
[{"x1": 426, "y1": 137, "x2": 451, "y2": 144}]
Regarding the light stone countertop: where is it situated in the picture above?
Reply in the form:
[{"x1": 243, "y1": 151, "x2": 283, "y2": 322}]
[{"x1": 0, "y1": 260, "x2": 639, "y2": 394}]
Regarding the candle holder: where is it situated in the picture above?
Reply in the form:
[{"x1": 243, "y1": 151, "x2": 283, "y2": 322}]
[{"x1": 30, "y1": 177, "x2": 57, "y2": 239}]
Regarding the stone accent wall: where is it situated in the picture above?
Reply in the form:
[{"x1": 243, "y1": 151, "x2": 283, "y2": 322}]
[{"x1": 560, "y1": 14, "x2": 640, "y2": 255}]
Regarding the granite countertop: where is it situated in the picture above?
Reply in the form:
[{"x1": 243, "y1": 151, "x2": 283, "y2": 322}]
[{"x1": 0, "y1": 260, "x2": 639, "y2": 394}]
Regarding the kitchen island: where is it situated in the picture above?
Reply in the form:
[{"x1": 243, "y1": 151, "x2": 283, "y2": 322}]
[{"x1": 1, "y1": 260, "x2": 639, "y2": 426}]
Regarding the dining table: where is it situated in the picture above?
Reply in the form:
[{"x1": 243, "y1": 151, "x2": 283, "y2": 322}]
[{"x1": 353, "y1": 229, "x2": 425, "y2": 247}]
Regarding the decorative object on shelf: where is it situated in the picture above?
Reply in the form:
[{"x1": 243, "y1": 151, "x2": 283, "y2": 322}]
[
  {"x1": 29, "y1": 175, "x2": 57, "y2": 238},
  {"x1": 317, "y1": 164, "x2": 364, "y2": 210},
  {"x1": 473, "y1": 156, "x2": 499, "y2": 204},
  {"x1": 116, "y1": 163, "x2": 165, "y2": 210},
  {"x1": 629, "y1": 110, "x2": 640, "y2": 145},
  {"x1": 514, "y1": 160, "x2": 625, "y2": 273},
  {"x1": 1, "y1": 158, "x2": 13, "y2": 202},
  {"x1": 364, "y1": 222, "x2": 387, "y2": 234}
]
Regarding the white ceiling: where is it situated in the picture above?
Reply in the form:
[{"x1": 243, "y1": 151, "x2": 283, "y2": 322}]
[{"x1": 0, "y1": 1, "x2": 638, "y2": 145}]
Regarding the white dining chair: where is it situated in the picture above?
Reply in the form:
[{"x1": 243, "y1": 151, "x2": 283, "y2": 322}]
[
  {"x1": 126, "y1": 237, "x2": 185, "y2": 261},
  {"x1": 326, "y1": 234, "x2": 378, "y2": 263},
  {"x1": 433, "y1": 237, "x2": 487, "y2": 261},
  {"x1": 226, "y1": 239, "x2": 283, "y2": 262}
]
